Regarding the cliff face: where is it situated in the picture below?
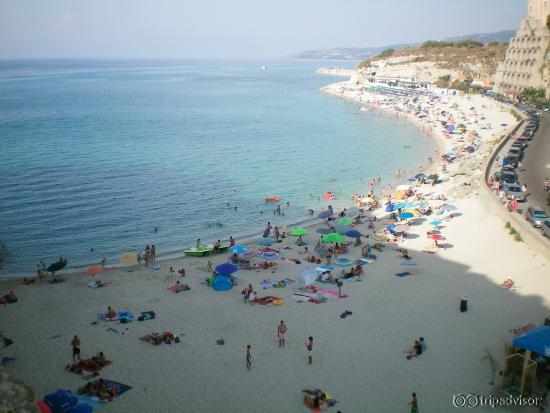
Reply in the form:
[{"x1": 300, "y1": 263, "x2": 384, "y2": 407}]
[{"x1": 357, "y1": 44, "x2": 507, "y2": 86}]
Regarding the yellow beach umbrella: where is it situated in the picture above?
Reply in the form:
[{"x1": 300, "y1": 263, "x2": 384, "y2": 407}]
[
  {"x1": 403, "y1": 209, "x2": 420, "y2": 217},
  {"x1": 120, "y1": 252, "x2": 137, "y2": 266}
]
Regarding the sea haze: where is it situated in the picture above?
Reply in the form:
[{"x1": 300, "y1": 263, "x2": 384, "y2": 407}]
[{"x1": 0, "y1": 59, "x2": 434, "y2": 275}]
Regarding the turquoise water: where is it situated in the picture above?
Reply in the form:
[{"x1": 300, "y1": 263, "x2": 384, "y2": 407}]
[{"x1": 0, "y1": 59, "x2": 434, "y2": 275}]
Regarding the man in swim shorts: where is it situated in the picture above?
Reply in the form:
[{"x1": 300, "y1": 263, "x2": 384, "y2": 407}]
[{"x1": 277, "y1": 321, "x2": 287, "y2": 348}]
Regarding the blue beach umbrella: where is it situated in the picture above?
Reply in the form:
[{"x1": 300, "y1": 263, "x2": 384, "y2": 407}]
[
  {"x1": 385, "y1": 224, "x2": 396, "y2": 232},
  {"x1": 229, "y1": 245, "x2": 247, "y2": 255},
  {"x1": 215, "y1": 263, "x2": 238, "y2": 275},
  {"x1": 385, "y1": 204, "x2": 395, "y2": 212},
  {"x1": 333, "y1": 258, "x2": 354, "y2": 267},
  {"x1": 399, "y1": 212, "x2": 414, "y2": 219},
  {"x1": 415, "y1": 173, "x2": 427, "y2": 180},
  {"x1": 442, "y1": 204, "x2": 457, "y2": 211},
  {"x1": 334, "y1": 225, "x2": 350, "y2": 234},
  {"x1": 407, "y1": 177, "x2": 417, "y2": 182},
  {"x1": 344, "y1": 207, "x2": 359, "y2": 217},
  {"x1": 318, "y1": 210, "x2": 333, "y2": 219},
  {"x1": 344, "y1": 230, "x2": 362, "y2": 238},
  {"x1": 256, "y1": 237, "x2": 274, "y2": 246},
  {"x1": 429, "y1": 220, "x2": 443, "y2": 227}
]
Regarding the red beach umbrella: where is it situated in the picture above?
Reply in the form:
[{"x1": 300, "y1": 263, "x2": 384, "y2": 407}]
[{"x1": 427, "y1": 234, "x2": 445, "y2": 241}]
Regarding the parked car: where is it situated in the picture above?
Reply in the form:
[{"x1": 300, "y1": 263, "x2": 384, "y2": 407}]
[
  {"x1": 542, "y1": 220, "x2": 550, "y2": 237},
  {"x1": 526, "y1": 206, "x2": 548, "y2": 227},
  {"x1": 503, "y1": 183, "x2": 525, "y2": 201},
  {"x1": 507, "y1": 148, "x2": 522, "y2": 159},
  {"x1": 500, "y1": 170, "x2": 518, "y2": 184},
  {"x1": 502, "y1": 156, "x2": 518, "y2": 168},
  {"x1": 511, "y1": 141, "x2": 526, "y2": 150}
]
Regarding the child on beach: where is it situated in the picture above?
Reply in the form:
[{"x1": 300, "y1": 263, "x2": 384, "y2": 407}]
[
  {"x1": 246, "y1": 345, "x2": 252, "y2": 370},
  {"x1": 278, "y1": 321, "x2": 287, "y2": 348},
  {"x1": 305, "y1": 336, "x2": 313, "y2": 365},
  {"x1": 71, "y1": 335, "x2": 81, "y2": 362}
]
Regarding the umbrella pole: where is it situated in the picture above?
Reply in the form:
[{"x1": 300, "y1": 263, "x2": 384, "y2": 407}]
[{"x1": 520, "y1": 350, "x2": 531, "y2": 395}]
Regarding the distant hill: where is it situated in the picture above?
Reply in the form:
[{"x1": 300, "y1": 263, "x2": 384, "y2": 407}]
[{"x1": 287, "y1": 30, "x2": 515, "y2": 60}]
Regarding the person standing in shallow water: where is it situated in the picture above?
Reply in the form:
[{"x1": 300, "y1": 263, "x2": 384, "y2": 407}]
[{"x1": 71, "y1": 335, "x2": 80, "y2": 362}]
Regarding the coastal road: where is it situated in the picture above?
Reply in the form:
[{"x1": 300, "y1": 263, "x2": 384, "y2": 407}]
[{"x1": 519, "y1": 112, "x2": 550, "y2": 214}]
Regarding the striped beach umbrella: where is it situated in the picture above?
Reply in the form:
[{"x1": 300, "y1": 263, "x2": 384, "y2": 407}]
[{"x1": 333, "y1": 257, "x2": 354, "y2": 267}]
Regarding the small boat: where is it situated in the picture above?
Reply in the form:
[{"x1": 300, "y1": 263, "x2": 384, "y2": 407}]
[
  {"x1": 259, "y1": 65, "x2": 267, "y2": 71},
  {"x1": 184, "y1": 245, "x2": 213, "y2": 257},
  {"x1": 47, "y1": 258, "x2": 68, "y2": 274},
  {"x1": 265, "y1": 196, "x2": 281, "y2": 202}
]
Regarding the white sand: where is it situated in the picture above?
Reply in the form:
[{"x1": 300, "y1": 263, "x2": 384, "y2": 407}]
[{"x1": 1, "y1": 78, "x2": 549, "y2": 413}]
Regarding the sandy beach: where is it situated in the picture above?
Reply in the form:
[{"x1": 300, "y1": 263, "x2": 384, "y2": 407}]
[{"x1": 2, "y1": 75, "x2": 550, "y2": 413}]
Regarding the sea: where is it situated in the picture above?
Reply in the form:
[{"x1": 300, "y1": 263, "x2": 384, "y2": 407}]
[{"x1": 0, "y1": 59, "x2": 435, "y2": 276}]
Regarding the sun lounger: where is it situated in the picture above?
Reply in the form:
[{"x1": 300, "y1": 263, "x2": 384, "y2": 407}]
[{"x1": 509, "y1": 323, "x2": 535, "y2": 338}]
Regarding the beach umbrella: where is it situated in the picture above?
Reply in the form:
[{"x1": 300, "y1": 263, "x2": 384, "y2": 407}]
[
  {"x1": 120, "y1": 252, "x2": 137, "y2": 266},
  {"x1": 394, "y1": 202, "x2": 413, "y2": 210},
  {"x1": 47, "y1": 259, "x2": 67, "y2": 274},
  {"x1": 290, "y1": 228, "x2": 308, "y2": 236},
  {"x1": 215, "y1": 263, "x2": 238, "y2": 275},
  {"x1": 399, "y1": 212, "x2": 414, "y2": 219},
  {"x1": 344, "y1": 230, "x2": 362, "y2": 238},
  {"x1": 415, "y1": 173, "x2": 427, "y2": 180},
  {"x1": 256, "y1": 237, "x2": 274, "y2": 246},
  {"x1": 314, "y1": 244, "x2": 328, "y2": 256},
  {"x1": 385, "y1": 224, "x2": 396, "y2": 232},
  {"x1": 297, "y1": 269, "x2": 318, "y2": 287},
  {"x1": 316, "y1": 228, "x2": 333, "y2": 235},
  {"x1": 259, "y1": 250, "x2": 279, "y2": 261},
  {"x1": 321, "y1": 233, "x2": 346, "y2": 244},
  {"x1": 370, "y1": 233, "x2": 387, "y2": 242},
  {"x1": 429, "y1": 220, "x2": 443, "y2": 227},
  {"x1": 334, "y1": 257, "x2": 354, "y2": 267},
  {"x1": 338, "y1": 217, "x2": 352, "y2": 226},
  {"x1": 394, "y1": 222, "x2": 410, "y2": 230},
  {"x1": 334, "y1": 225, "x2": 350, "y2": 234},
  {"x1": 355, "y1": 259, "x2": 370, "y2": 266},
  {"x1": 403, "y1": 209, "x2": 420, "y2": 217},
  {"x1": 428, "y1": 234, "x2": 446, "y2": 241},
  {"x1": 344, "y1": 207, "x2": 359, "y2": 217},
  {"x1": 213, "y1": 275, "x2": 233, "y2": 292},
  {"x1": 441, "y1": 204, "x2": 457, "y2": 211},
  {"x1": 229, "y1": 245, "x2": 247, "y2": 255},
  {"x1": 407, "y1": 177, "x2": 417, "y2": 183},
  {"x1": 385, "y1": 204, "x2": 395, "y2": 212},
  {"x1": 85, "y1": 266, "x2": 102, "y2": 276},
  {"x1": 318, "y1": 210, "x2": 333, "y2": 219}
]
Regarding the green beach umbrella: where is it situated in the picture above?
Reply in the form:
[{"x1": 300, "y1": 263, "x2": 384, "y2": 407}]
[
  {"x1": 290, "y1": 228, "x2": 308, "y2": 236},
  {"x1": 338, "y1": 217, "x2": 353, "y2": 226},
  {"x1": 321, "y1": 233, "x2": 346, "y2": 244}
]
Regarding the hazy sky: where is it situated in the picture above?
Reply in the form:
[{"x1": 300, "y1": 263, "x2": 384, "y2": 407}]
[{"x1": 0, "y1": 0, "x2": 526, "y2": 59}]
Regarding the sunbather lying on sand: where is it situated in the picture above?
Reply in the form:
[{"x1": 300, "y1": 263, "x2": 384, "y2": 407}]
[
  {"x1": 0, "y1": 291, "x2": 17, "y2": 304},
  {"x1": 78, "y1": 378, "x2": 118, "y2": 400},
  {"x1": 344, "y1": 265, "x2": 363, "y2": 278},
  {"x1": 396, "y1": 248, "x2": 411, "y2": 260},
  {"x1": 252, "y1": 295, "x2": 281, "y2": 305},
  {"x1": 173, "y1": 281, "x2": 190, "y2": 293},
  {"x1": 66, "y1": 352, "x2": 110, "y2": 374},
  {"x1": 140, "y1": 332, "x2": 175, "y2": 345},
  {"x1": 500, "y1": 278, "x2": 514, "y2": 289},
  {"x1": 23, "y1": 278, "x2": 37, "y2": 285}
]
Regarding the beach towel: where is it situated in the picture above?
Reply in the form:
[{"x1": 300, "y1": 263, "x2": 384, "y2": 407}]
[
  {"x1": 149, "y1": 264, "x2": 161, "y2": 270},
  {"x1": 76, "y1": 380, "x2": 132, "y2": 410},
  {"x1": 401, "y1": 261, "x2": 418, "y2": 266},
  {"x1": 319, "y1": 290, "x2": 348, "y2": 298},
  {"x1": 138, "y1": 311, "x2": 156, "y2": 321},
  {"x1": 395, "y1": 271, "x2": 414, "y2": 277},
  {"x1": 167, "y1": 285, "x2": 190, "y2": 293},
  {"x1": 97, "y1": 311, "x2": 134, "y2": 321}
]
